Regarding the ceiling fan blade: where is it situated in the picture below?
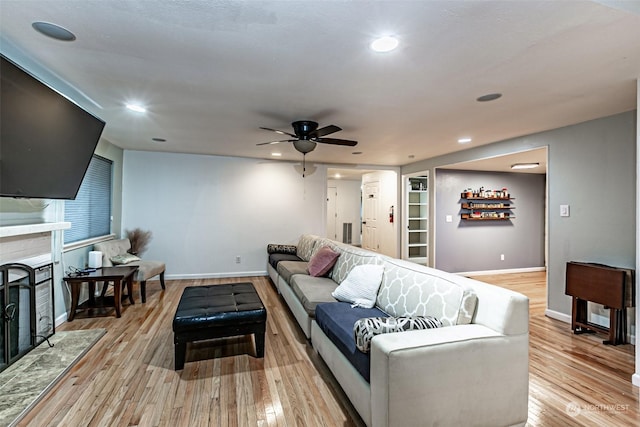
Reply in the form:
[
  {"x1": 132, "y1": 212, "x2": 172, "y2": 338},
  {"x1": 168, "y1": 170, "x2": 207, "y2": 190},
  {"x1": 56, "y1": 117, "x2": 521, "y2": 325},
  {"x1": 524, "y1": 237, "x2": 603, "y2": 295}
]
[
  {"x1": 315, "y1": 137, "x2": 358, "y2": 147},
  {"x1": 260, "y1": 126, "x2": 297, "y2": 138},
  {"x1": 256, "y1": 139, "x2": 295, "y2": 146},
  {"x1": 311, "y1": 124, "x2": 342, "y2": 138}
]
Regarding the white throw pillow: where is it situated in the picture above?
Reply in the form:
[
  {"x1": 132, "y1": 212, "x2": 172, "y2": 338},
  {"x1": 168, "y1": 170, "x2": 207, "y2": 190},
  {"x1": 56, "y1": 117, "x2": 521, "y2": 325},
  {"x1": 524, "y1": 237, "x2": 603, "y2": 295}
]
[{"x1": 332, "y1": 264, "x2": 385, "y2": 308}]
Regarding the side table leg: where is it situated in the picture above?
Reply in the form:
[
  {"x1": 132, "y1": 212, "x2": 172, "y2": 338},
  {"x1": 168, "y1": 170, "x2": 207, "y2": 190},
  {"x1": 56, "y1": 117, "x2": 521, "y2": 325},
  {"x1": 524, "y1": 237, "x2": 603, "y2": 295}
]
[
  {"x1": 605, "y1": 308, "x2": 617, "y2": 345},
  {"x1": 113, "y1": 279, "x2": 122, "y2": 318},
  {"x1": 126, "y1": 277, "x2": 134, "y2": 304},
  {"x1": 67, "y1": 282, "x2": 81, "y2": 321},
  {"x1": 88, "y1": 280, "x2": 96, "y2": 307}
]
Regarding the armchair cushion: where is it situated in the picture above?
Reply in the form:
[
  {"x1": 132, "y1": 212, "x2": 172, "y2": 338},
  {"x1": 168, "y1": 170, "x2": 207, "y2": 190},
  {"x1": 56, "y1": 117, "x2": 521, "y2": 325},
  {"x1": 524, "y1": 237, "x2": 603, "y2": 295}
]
[{"x1": 128, "y1": 259, "x2": 165, "y2": 282}]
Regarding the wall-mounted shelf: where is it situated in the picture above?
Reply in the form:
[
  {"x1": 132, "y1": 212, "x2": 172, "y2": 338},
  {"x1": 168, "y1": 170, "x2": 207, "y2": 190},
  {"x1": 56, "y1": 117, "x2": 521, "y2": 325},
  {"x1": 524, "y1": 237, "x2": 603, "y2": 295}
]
[{"x1": 460, "y1": 189, "x2": 514, "y2": 221}]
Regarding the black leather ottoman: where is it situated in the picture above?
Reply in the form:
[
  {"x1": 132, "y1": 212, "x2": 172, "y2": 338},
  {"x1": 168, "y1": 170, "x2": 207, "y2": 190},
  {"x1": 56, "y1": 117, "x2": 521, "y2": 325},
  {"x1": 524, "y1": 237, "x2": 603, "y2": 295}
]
[{"x1": 172, "y1": 282, "x2": 267, "y2": 370}]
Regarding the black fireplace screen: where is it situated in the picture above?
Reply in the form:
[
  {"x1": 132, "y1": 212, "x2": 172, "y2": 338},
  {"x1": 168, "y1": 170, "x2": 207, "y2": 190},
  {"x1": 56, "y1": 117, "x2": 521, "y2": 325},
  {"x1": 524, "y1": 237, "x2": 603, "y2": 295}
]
[{"x1": 0, "y1": 263, "x2": 55, "y2": 372}]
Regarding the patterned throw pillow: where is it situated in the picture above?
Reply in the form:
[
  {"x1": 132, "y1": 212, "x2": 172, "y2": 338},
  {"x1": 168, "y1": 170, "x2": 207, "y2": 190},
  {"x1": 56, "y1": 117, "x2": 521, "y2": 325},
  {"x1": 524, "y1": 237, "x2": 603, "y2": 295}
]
[
  {"x1": 267, "y1": 244, "x2": 298, "y2": 255},
  {"x1": 353, "y1": 316, "x2": 443, "y2": 353},
  {"x1": 110, "y1": 253, "x2": 141, "y2": 265}
]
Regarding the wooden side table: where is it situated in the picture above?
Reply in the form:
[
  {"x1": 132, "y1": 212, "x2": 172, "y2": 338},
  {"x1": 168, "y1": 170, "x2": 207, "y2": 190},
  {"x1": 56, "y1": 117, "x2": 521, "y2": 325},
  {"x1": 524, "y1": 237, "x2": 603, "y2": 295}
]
[
  {"x1": 64, "y1": 266, "x2": 138, "y2": 320},
  {"x1": 565, "y1": 261, "x2": 635, "y2": 345}
]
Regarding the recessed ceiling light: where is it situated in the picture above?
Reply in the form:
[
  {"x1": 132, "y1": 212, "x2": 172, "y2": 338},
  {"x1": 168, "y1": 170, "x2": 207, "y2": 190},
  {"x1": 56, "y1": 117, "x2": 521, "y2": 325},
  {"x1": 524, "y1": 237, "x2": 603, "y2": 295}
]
[
  {"x1": 126, "y1": 103, "x2": 146, "y2": 113},
  {"x1": 458, "y1": 137, "x2": 472, "y2": 144},
  {"x1": 511, "y1": 163, "x2": 539, "y2": 170},
  {"x1": 32, "y1": 22, "x2": 76, "y2": 41},
  {"x1": 271, "y1": 152, "x2": 282, "y2": 157},
  {"x1": 370, "y1": 36, "x2": 398, "y2": 53},
  {"x1": 477, "y1": 93, "x2": 502, "y2": 102},
  {"x1": 151, "y1": 137, "x2": 166, "y2": 143},
  {"x1": 352, "y1": 151, "x2": 363, "y2": 155}
]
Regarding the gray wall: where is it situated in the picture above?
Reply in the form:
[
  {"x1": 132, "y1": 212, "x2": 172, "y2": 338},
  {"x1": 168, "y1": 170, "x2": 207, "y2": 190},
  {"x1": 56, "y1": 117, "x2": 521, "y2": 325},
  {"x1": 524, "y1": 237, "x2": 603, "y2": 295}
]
[
  {"x1": 403, "y1": 111, "x2": 636, "y2": 319},
  {"x1": 436, "y1": 169, "x2": 545, "y2": 272}
]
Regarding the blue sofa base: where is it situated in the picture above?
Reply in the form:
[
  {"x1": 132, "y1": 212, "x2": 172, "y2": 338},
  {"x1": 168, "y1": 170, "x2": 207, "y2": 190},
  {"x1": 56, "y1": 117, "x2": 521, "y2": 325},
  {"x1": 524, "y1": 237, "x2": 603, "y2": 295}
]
[{"x1": 315, "y1": 302, "x2": 389, "y2": 382}]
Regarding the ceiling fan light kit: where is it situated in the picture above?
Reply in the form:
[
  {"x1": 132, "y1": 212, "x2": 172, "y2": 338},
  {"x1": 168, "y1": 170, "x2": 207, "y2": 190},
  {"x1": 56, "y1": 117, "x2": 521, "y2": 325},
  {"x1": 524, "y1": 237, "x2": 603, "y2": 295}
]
[
  {"x1": 258, "y1": 120, "x2": 358, "y2": 155},
  {"x1": 293, "y1": 140, "x2": 317, "y2": 154},
  {"x1": 258, "y1": 120, "x2": 358, "y2": 178}
]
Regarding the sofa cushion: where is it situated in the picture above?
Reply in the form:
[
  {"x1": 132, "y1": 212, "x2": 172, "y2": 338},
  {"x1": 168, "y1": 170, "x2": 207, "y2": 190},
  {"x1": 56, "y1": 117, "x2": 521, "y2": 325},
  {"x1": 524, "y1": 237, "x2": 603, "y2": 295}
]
[
  {"x1": 308, "y1": 246, "x2": 340, "y2": 277},
  {"x1": 330, "y1": 245, "x2": 383, "y2": 285},
  {"x1": 332, "y1": 264, "x2": 384, "y2": 308},
  {"x1": 353, "y1": 315, "x2": 443, "y2": 353},
  {"x1": 315, "y1": 302, "x2": 389, "y2": 382},
  {"x1": 268, "y1": 253, "x2": 303, "y2": 269},
  {"x1": 290, "y1": 275, "x2": 339, "y2": 316},
  {"x1": 276, "y1": 260, "x2": 309, "y2": 284},
  {"x1": 296, "y1": 234, "x2": 321, "y2": 261},
  {"x1": 376, "y1": 258, "x2": 478, "y2": 326}
]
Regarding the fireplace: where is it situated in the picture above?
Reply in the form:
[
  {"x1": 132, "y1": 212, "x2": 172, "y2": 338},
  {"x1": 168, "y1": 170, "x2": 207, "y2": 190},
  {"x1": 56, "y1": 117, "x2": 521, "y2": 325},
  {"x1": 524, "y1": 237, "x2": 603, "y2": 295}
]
[{"x1": 0, "y1": 262, "x2": 55, "y2": 372}]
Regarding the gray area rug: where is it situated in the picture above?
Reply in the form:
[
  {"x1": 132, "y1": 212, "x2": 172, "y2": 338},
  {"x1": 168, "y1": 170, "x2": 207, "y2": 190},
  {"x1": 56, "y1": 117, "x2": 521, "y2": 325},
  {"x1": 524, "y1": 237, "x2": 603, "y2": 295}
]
[{"x1": 0, "y1": 329, "x2": 106, "y2": 427}]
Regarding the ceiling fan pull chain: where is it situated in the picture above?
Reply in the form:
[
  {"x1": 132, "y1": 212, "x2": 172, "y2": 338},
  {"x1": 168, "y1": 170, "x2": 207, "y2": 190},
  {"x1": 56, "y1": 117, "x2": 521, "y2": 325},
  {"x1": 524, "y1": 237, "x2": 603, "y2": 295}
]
[{"x1": 303, "y1": 154, "x2": 306, "y2": 178}]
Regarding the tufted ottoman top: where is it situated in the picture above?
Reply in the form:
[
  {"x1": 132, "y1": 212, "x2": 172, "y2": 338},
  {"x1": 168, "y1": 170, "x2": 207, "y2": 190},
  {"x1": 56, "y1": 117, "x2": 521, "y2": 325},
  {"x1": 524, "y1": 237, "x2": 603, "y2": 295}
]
[{"x1": 173, "y1": 283, "x2": 266, "y2": 333}]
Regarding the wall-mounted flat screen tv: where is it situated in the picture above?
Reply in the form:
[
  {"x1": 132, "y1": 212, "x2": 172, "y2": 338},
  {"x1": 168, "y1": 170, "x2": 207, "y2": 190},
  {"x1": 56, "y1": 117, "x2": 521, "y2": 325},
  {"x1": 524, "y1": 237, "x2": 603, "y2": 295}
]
[{"x1": 0, "y1": 54, "x2": 105, "y2": 199}]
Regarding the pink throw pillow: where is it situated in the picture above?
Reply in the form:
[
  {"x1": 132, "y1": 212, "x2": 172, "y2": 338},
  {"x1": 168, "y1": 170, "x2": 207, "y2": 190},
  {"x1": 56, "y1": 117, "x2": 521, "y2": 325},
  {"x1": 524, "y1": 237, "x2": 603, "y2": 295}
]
[{"x1": 308, "y1": 246, "x2": 340, "y2": 277}]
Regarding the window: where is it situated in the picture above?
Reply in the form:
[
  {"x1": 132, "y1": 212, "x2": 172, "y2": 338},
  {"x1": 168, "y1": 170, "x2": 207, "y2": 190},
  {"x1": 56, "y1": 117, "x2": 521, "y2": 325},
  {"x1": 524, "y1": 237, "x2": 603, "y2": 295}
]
[{"x1": 64, "y1": 155, "x2": 112, "y2": 244}]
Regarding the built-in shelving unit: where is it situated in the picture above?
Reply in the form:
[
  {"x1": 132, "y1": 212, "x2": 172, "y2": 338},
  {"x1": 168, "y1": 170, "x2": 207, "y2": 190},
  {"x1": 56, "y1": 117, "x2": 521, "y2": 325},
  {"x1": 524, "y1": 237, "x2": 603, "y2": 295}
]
[
  {"x1": 460, "y1": 189, "x2": 514, "y2": 221},
  {"x1": 405, "y1": 175, "x2": 428, "y2": 264}
]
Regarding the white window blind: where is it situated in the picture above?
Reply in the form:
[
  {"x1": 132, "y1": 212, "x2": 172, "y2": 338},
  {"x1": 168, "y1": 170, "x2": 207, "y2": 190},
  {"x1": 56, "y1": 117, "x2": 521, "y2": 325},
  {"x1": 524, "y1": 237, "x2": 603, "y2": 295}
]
[{"x1": 64, "y1": 155, "x2": 112, "y2": 244}]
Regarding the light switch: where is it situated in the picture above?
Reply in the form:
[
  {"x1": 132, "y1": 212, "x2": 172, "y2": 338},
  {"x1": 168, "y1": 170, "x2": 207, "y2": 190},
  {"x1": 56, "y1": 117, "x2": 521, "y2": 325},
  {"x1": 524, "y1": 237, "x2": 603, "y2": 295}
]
[
  {"x1": 560, "y1": 204, "x2": 570, "y2": 217},
  {"x1": 445, "y1": 215, "x2": 453, "y2": 223}
]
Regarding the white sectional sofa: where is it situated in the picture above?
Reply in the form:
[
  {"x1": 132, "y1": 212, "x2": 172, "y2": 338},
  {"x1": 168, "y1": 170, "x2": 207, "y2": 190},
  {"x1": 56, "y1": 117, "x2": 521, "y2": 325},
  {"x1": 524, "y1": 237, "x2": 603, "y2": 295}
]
[{"x1": 267, "y1": 234, "x2": 529, "y2": 427}]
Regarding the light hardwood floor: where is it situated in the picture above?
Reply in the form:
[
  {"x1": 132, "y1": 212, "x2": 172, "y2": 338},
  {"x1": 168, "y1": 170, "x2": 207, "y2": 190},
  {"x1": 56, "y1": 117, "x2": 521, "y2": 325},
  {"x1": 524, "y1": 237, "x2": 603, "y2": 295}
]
[{"x1": 18, "y1": 272, "x2": 639, "y2": 426}]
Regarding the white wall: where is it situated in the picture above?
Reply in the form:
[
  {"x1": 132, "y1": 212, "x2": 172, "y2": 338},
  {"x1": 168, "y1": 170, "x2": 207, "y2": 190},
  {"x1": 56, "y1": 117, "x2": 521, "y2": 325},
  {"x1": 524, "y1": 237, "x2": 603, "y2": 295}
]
[
  {"x1": 122, "y1": 151, "x2": 327, "y2": 278},
  {"x1": 327, "y1": 179, "x2": 362, "y2": 245}
]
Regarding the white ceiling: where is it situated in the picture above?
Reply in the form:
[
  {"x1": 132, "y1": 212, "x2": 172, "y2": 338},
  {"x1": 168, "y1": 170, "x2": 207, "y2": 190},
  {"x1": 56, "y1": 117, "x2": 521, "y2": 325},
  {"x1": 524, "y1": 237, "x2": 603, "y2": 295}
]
[{"x1": 1, "y1": 1, "x2": 639, "y2": 169}]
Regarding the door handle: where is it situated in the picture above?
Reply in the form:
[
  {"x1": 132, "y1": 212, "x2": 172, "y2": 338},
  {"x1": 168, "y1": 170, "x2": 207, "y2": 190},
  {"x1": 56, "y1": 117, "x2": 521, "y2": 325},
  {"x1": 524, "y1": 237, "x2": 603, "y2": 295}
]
[{"x1": 362, "y1": 221, "x2": 367, "y2": 225}]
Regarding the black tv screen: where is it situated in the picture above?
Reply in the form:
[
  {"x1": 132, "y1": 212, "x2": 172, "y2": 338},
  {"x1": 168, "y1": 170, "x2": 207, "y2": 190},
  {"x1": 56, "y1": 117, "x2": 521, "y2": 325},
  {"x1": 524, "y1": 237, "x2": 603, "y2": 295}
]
[{"x1": 0, "y1": 54, "x2": 105, "y2": 199}]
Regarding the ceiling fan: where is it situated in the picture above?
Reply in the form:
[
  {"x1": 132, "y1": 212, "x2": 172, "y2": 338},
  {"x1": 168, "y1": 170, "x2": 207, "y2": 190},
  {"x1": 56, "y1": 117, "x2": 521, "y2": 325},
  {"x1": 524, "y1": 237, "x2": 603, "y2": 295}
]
[{"x1": 257, "y1": 120, "x2": 357, "y2": 154}]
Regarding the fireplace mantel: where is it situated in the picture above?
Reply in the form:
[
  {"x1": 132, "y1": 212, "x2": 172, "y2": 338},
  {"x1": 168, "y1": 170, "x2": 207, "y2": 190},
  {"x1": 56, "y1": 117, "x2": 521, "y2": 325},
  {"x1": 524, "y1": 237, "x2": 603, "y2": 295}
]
[
  {"x1": 0, "y1": 222, "x2": 70, "y2": 267},
  {"x1": 0, "y1": 222, "x2": 70, "y2": 238}
]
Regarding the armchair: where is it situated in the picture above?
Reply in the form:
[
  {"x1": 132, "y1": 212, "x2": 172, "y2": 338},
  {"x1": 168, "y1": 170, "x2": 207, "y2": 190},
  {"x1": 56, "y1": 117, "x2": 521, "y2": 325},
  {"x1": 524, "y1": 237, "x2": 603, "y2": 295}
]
[{"x1": 94, "y1": 238, "x2": 166, "y2": 303}]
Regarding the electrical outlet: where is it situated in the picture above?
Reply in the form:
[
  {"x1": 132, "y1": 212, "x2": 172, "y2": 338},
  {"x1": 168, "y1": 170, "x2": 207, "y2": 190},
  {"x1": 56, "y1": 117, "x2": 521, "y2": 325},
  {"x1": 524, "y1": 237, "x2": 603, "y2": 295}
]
[
  {"x1": 500, "y1": 254, "x2": 505, "y2": 261},
  {"x1": 235, "y1": 256, "x2": 241, "y2": 264}
]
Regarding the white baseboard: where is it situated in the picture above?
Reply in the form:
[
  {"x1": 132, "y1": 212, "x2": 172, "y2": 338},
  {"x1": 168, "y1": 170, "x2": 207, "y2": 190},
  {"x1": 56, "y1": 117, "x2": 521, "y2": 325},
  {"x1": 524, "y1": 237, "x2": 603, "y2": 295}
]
[
  {"x1": 456, "y1": 266, "x2": 546, "y2": 276},
  {"x1": 544, "y1": 309, "x2": 571, "y2": 324},
  {"x1": 165, "y1": 270, "x2": 267, "y2": 280},
  {"x1": 55, "y1": 312, "x2": 68, "y2": 328}
]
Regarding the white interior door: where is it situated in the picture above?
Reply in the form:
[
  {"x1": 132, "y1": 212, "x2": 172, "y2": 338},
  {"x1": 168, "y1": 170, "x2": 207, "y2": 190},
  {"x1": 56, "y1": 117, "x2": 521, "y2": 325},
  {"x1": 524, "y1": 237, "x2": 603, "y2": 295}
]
[
  {"x1": 362, "y1": 181, "x2": 379, "y2": 252},
  {"x1": 327, "y1": 186, "x2": 337, "y2": 240}
]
